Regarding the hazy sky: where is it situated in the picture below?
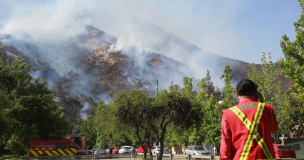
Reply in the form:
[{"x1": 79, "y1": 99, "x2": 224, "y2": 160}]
[{"x1": 0, "y1": 0, "x2": 302, "y2": 64}]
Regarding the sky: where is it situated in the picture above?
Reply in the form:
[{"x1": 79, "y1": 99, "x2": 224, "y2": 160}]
[{"x1": 0, "y1": 0, "x2": 302, "y2": 64}]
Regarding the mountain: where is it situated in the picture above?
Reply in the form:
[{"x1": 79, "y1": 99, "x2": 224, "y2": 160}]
[
  {"x1": 0, "y1": 24, "x2": 292, "y2": 126},
  {"x1": 0, "y1": 26, "x2": 195, "y2": 125}
]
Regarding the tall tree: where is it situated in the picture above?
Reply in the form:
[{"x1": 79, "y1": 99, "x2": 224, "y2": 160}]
[
  {"x1": 248, "y1": 52, "x2": 293, "y2": 140},
  {"x1": 205, "y1": 70, "x2": 215, "y2": 95},
  {"x1": 198, "y1": 65, "x2": 236, "y2": 148},
  {"x1": 148, "y1": 86, "x2": 200, "y2": 160},
  {"x1": 114, "y1": 89, "x2": 153, "y2": 159},
  {"x1": 0, "y1": 57, "x2": 69, "y2": 156},
  {"x1": 81, "y1": 115, "x2": 97, "y2": 149},
  {"x1": 277, "y1": 0, "x2": 304, "y2": 137}
]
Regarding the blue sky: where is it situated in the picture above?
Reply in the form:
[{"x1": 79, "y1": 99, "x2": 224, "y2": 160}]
[{"x1": 0, "y1": 0, "x2": 302, "y2": 64}]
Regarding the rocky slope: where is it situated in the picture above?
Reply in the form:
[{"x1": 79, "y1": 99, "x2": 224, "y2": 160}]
[{"x1": 0, "y1": 26, "x2": 292, "y2": 126}]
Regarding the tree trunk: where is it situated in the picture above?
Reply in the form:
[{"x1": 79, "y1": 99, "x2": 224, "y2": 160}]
[
  {"x1": 146, "y1": 137, "x2": 153, "y2": 160},
  {"x1": 141, "y1": 143, "x2": 147, "y2": 159},
  {"x1": 158, "y1": 138, "x2": 164, "y2": 160}
]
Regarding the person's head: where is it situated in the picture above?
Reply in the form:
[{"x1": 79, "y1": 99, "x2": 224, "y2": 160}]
[{"x1": 236, "y1": 79, "x2": 258, "y2": 100}]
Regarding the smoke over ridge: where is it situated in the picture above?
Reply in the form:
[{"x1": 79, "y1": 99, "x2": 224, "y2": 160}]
[{"x1": 0, "y1": 1, "x2": 259, "y2": 121}]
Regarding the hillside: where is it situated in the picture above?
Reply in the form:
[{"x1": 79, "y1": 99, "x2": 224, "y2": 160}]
[{"x1": 0, "y1": 26, "x2": 292, "y2": 126}]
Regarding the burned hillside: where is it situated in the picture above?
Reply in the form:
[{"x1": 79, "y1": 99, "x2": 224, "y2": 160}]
[{"x1": 0, "y1": 25, "x2": 293, "y2": 127}]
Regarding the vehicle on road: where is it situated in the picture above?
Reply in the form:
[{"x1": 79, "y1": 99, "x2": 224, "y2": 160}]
[
  {"x1": 184, "y1": 146, "x2": 211, "y2": 156},
  {"x1": 95, "y1": 148, "x2": 106, "y2": 155},
  {"x1": 112, "y1": 147, "x2": 120, "y2": 154},
  {"x1": 137, "y1": 144, "x2": 151, "y2": 153},
  {"x1": 119, "y1": 146, "x2": 132, "y2": 154},
  {"x1": 151, "y1": 146, "x2": 169, "y2": 154},
  {"x1": 28, "y1": 139, "x2": 86, "y2": 157},
  {"x1": 106, "y1": 146, "x2": 115, "y2": 154},
  {"x1": 273, "y1": 144, "x2": 296, "y2": 159},
  {"x1": 87, "y1": 150, "x2": 93, "y2": 155}
]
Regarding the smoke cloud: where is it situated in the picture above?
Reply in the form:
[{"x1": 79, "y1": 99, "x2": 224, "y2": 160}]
[{"x1": 0, "y1": 0, "x2": 251, "y2": 102}]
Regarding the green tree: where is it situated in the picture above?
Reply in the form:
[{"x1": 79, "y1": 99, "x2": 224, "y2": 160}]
[
  {"x1": 81, "y1": 115, "x2": 97, "y2": 149},
  {"x1": 277, "y1": 0, "x2": 304, "y2": 137},
  {"x1": 0, "y1": 57, "x2": 69, "y2": 156},
  {"x1": 149, "y1": 87, "x2": 200, "y2": 160},
  {"x1": 113, "y1": 89, "x2": 153, "y2": 159},
  {"x1": 95, "y1": 100, "x2": 113, "y2": 148},
  {"x1": 198, "y1": 65, "x2": 236, "y2": 148},
  {"x1": 248, "y1": 52, "x2": 293, "y2": 140}
]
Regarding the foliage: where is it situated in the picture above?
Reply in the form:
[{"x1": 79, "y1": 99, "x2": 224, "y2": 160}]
[
  {"x1": 197, "y1": 65, "x2": 236, "y2": 147},
  {"x1": 81, "y1": 115, "x2": 97, "y2": 149},
  {"x1": 0, "y1": 57, "x2": 69, "y2": 155},
  {"x1": 277, "y1": 0, "x2": 304, "y2": 137},
  {"x1": 94, "y1": 100, "x2": 113, "y2": 148},
  {"x1": 113, "y1": 89, "x2": 152, "y2": 159},
  {"x1": 247, "y1": 52, "x2": 294, "y2": 137}
]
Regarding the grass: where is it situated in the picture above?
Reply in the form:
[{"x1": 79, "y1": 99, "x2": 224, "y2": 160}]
[{"x1": 0, "y1": 155, "x2": 14, "y2": 160}]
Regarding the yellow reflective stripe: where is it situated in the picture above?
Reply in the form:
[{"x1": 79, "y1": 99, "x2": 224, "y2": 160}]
[
  {"x1": 230, "y1": 103, "x2": 272, "y2": 160},
  {"x1": 65, "y1": 149, "x2": 73, "y2": 155},
  {"x1": 45, "y1": 151, "x2": 52, "y2": 156},
  {"x1": 255, "y1": 134, "x2": 272, "y2": 159},
  {"x1": 71, "y1": 148, "x2": 77, "y2": 154},
  {"x1": 30, "y1": 148, "x2": 39, "y2": 156},
  {"x1": 52, "y1": 150, "x2": 60, "y2": 156},
  {"x1": 57, "y1": 149, "x2": 67, "y2": 155},
  {"x1": 241, "y1": 103, "x2": 264, "y2": 160},
  {"x1": 42, "y1": 148, "x2": 45, "y2": 150},
  {"x1": 230, "y1": 107, "x2": 251, "y2": 129}
]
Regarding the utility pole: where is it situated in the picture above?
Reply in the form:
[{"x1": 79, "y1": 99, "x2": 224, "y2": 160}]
[{"x1": 157, "y1": 80, "x2": 158, "y2": 101}]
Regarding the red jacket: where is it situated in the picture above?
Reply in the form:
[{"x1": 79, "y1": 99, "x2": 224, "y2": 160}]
[{"x1": 219, "y1": 98, "x2": 278, "y2": 160}]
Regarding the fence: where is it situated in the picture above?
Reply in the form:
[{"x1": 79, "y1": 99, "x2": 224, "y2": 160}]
[
  {"x1": 12, "y1": 153, "x2": 304, "y2": 160},
  {"x1": 18, "y1": 153, "x2": 134, "y2": 160},
  {"x1": 137, "y1": 153, "x2": 220, "y2": 160}
]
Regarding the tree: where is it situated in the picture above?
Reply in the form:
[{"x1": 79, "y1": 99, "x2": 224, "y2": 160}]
[
  {"x1": 95, "y1": 100, "x2": 112, "y2": 148},
  {"x1": 248, "y1": 52, "x2": 293, "y2": 141},
  {"x1": 114, "y1": 89, "x2": 153, "y2": 159},
  {"x1": 198, "y1": 65, "x2": 236, "y2": 148},
  {"x1": 277, "y1": 0, "x2": 304, "y2": 137},
  {"x1": 147, "y1": 86, "x2": 200, "y2": 160},
  {"x1": 0, "y1": 57, "x2": 69, "y2": 156},
  {"x1": 81, "y1": 115, "x2": 97, "y2": 149}
]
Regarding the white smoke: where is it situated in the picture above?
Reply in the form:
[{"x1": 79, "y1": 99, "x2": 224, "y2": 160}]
[
  {"x1": 0, "y1": 0, "x2": 243, "y2": 95},
  {"x1": 80, "y1": 102, "x2": 89, "y2": 119}
]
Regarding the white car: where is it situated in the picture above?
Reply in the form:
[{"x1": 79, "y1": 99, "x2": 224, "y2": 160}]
[
  {"x1": 119, "y1": 146, "x2": 132, "y2": 154},
  {"x1": 151, "y1": 146, "x2": 169, "y2": 154},
  {"x1": 184, "y1": 146, "x2": 211, "y2": 156},
  {"x1": 106, "y1": 146, "x2": 115, "y2": 154},
  {"x1": 95, "y1": 148, "x2": 106, "y2": 155}
]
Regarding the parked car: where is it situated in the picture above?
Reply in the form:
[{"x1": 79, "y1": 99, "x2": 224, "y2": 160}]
[
  {"x1": 112, "y1": 147, "x2": 120, "y2": 154},
  {"x1": 87, "y1": 150, "x2": 93, "y2": 155},
  {"x1": 137, "y1": 144, "x2": 151, "y2": 153},
  {"x1": 184, "y1": 146, "x2": 211, "y2": 156},
  {"x1": 119, "y1": 146, "x2": 132, "y2": 154},
  {"x1": 106, "y1": 146, "x2": 115, "y2": 154},
  {"x1": 151, "y1": 146, "x2": 169, "y2": 154},
  {"x1": 95, "y1": 148, "x2": 106, "y2": 155},
  {"x1": 273, "y1": 144, "x2": 296, "y2": 159}
]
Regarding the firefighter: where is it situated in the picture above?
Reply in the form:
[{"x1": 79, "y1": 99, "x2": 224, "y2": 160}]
[{"x1": 219, "y1": 79, "x2": 278, "y2": 160}]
